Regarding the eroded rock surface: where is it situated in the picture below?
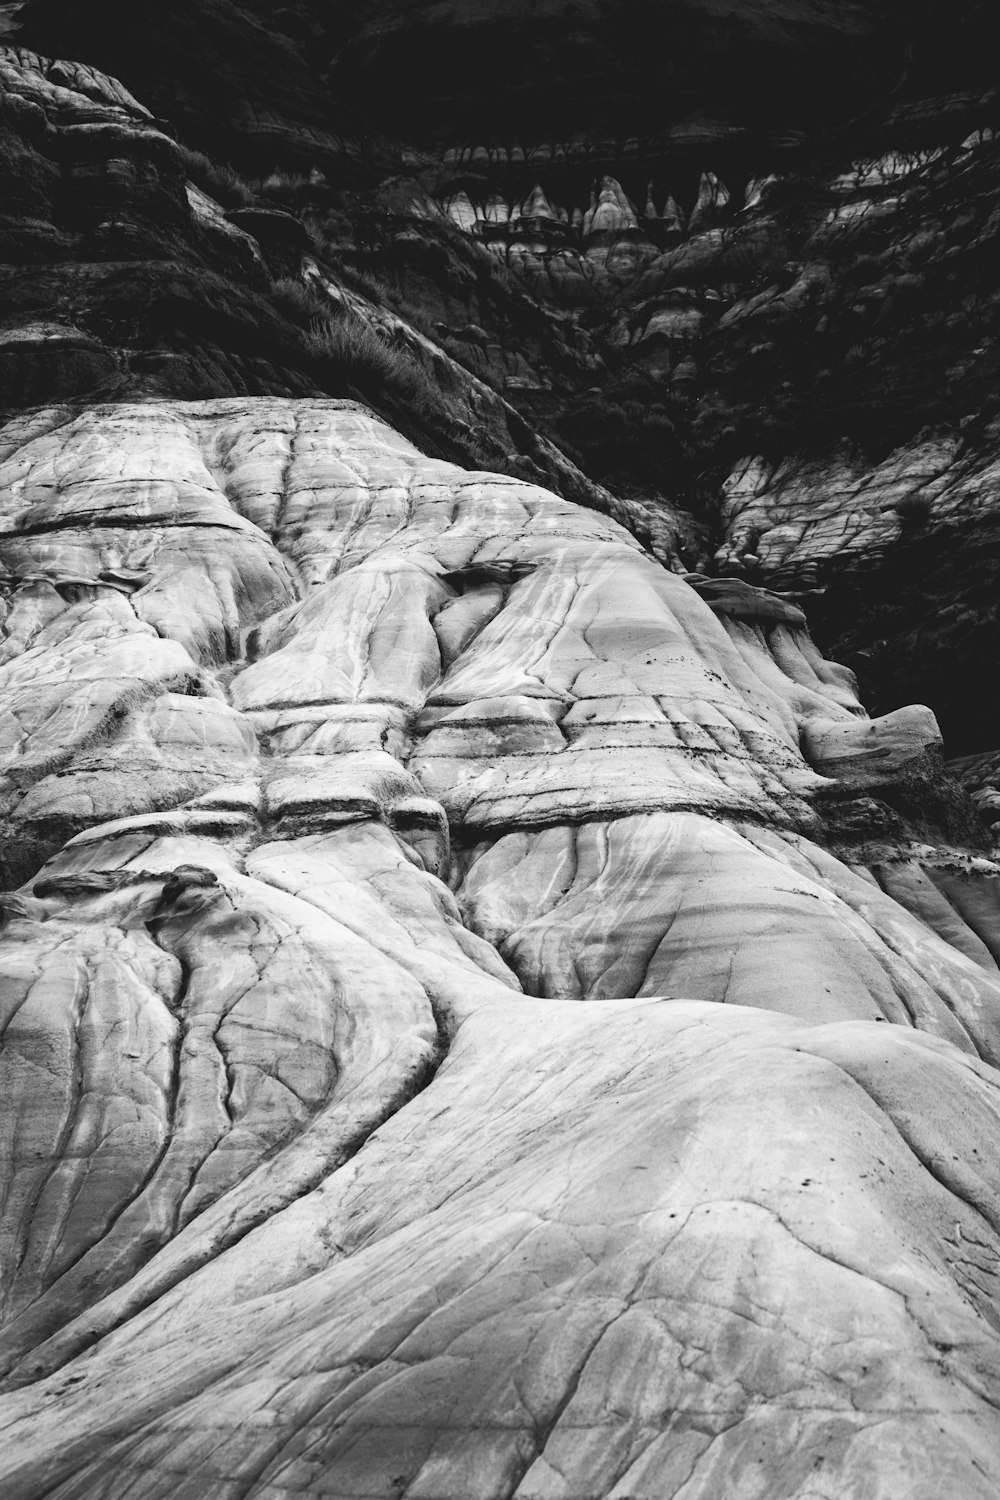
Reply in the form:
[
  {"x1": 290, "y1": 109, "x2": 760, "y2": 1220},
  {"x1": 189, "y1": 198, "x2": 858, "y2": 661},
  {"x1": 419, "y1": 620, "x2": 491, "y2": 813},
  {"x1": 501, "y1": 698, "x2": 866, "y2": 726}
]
[
  {"x1": 1, "y1": 398, "x2": 999, "y2": 1498},
  {"x1": 399, "y1": 124, "x2": 1000, "y2": 754},
  {"x1": 7, "y1": 1, "x2": 1000, "y2": 763}
]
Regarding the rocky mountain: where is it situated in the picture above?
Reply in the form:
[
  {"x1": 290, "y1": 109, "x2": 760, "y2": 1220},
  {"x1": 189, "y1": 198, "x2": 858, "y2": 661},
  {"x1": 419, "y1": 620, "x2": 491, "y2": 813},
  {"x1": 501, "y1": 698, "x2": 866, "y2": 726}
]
[{"x1": 1, "y1": 9, "x2": 1000, "y2": 1499}]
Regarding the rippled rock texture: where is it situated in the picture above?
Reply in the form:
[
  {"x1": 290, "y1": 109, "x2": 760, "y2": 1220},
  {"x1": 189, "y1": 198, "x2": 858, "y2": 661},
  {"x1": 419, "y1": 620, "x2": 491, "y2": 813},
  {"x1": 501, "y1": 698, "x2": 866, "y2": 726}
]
[
  {"x1": 421, "y1": 125, "x2": 1000, "y2": 762},
  {"x1": 0, "y1": 42, "x2": 641, "y2": 548},
  {"x1": 1, "y1": 7, "x2": 1000, "y2": 1493},
  {"x1": 7, "y1": 9, "x2": 1000, "y2": 764},
  {"x1": 1, "y1": 398, "x2": 999, "y2": 1498}
]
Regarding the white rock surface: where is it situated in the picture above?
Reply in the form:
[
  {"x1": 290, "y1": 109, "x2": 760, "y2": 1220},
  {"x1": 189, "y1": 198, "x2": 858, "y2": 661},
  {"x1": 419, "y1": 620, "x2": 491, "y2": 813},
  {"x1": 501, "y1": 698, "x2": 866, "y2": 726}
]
[
  {"x1": 1, "y1": 398, "x2": 999, "y2": 1497},
  {"x1": 713, "y1": 437, "x2": 1000, "y2": 588}
]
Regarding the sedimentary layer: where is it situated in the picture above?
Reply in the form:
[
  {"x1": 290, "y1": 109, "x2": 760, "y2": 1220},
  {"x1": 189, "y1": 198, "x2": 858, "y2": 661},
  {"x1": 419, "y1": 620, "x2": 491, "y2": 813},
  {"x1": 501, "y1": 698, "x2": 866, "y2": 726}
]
[{"x1": 1, "y1": 398, "x2": 999, "y2": 1498}]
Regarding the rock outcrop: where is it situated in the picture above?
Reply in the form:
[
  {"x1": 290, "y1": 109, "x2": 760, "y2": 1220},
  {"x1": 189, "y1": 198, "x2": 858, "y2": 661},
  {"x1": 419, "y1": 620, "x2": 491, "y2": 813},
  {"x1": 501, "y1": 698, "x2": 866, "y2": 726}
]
[
  {"x1": 422, "y1": 124, "x2": 1000, "y2": 761},
  {"x1": 0, "y1": 44, "x2": 644, "y2": 539},
  {"x1": 1, "y1": 398, "x2": 1000, "y2": 1497},
  {"x1": 10, "y1": 8, "x2": 1000, "y2": 762},
  {"x1": 1, "y1": 8, "x2": 1000, "y2": 1497}
]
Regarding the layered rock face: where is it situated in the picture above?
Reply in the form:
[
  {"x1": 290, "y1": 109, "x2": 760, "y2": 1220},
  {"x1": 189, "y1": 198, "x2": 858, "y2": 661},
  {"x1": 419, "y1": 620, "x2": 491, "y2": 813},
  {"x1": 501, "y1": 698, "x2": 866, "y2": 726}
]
[
  {"x1": 2, "y1": 5, "x2": 1000, "y2": 1496},
  {"x1": 427, "y1": 125, "x2": 1000, "y2": 761},
  {"x1": 2, "y1": 399, "x2": 1000, "y2": 1497},
  {"x1": 8, "y1": 6, "x2": 1000, "y2": 762},
  {"x1": 0, "y1": 42, "x2": 323, "y2": 404},
  {"x1": 0, "y1": 45, "x2": 634, "y2": 530}
]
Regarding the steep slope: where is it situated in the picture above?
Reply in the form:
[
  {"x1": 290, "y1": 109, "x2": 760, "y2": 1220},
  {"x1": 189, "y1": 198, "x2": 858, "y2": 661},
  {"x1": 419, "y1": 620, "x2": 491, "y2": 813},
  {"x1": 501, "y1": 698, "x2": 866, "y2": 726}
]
[
  {"x1": 427, "y1": 127, "x2": 1000, "y2": 757},
  {"x1": 9, "y1": 1, "x2": 1000, "y2": 766},
  {"x1": 1, "y1": 398, "x2": 999, "y2": 1498},
  {"x1": 0, "y1": 46, "x2": 638, "y2": 521},
  {"x1": 11, "y1": 0, "x2": 337, "y2": 169}
]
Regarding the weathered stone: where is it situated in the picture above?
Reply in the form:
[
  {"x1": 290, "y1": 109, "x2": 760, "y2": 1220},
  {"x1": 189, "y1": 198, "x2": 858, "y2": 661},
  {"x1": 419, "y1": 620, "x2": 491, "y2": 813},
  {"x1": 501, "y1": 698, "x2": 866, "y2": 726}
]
[{"x1": 1, "y1": 396, "x2": 999, "y2": 1498}]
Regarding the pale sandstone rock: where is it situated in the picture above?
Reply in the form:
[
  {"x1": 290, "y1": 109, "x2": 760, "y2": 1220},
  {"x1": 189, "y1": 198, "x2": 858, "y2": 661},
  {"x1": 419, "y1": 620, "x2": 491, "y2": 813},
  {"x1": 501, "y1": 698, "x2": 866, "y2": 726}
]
[
  {"x1": 0, "y1": 44, "x2": 156, "y2": 129},
  {"x1": 522, "y1": 183, "x2": 562, "y2": 223},
  {"x1": 714, "y1": 436, "x2": 996, "y2": 589},
  {"x1": 457, "y1": 811, "x2": 1000, "y2": 1054},
  {"x1": 871, "y1": 858, "x2": 1000, "y2": 970},
  {"x1": 802, "y1": 703, "x2": 944, "y2": 788},
  {"x1": 0, "y1": 398, "x2": 999, "y2": 1497},
  {"x1": 687, "y1": 170, "x2": 731, "y2": 232},
  {"x1": 582, "y1": 176, "x2": 656, "y2": 275},
  {"x1": 445, "y1": 190, "x2": 479, "y2": 233},
  {"x1": 661, "y1": 192, "x2": 687, "y2": 234},
  {"x1": 2, "y1": 998, "x2": 1000, "y2": 1499}
]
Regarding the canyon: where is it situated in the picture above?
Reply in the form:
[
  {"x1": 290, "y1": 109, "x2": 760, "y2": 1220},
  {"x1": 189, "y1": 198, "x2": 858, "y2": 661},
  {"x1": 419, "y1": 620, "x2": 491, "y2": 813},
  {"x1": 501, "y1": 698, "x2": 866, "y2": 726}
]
[{"x1": 1, "y1": 9, "x2": 1000, "y2": 1498}]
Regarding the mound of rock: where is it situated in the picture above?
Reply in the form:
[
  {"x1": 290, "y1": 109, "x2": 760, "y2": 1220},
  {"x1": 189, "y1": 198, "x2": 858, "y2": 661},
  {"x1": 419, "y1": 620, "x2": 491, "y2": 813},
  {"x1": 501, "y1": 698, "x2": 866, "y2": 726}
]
[{"x1": 1, "y1": 398, "x2": 999, "y2": 1498}]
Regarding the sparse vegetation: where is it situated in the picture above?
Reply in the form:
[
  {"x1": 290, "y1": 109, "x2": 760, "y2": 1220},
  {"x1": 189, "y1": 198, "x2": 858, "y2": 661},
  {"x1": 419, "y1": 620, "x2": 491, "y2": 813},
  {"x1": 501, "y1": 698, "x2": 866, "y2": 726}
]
[
  {"x1": 892, "y1": 489, "x2": 935, "y2": 526},
  {"x1": 176, "y1": 143, "x2": 256, "y2": 208},
  {"x1": 305, "y1": 308, "x2": 443, "y2": 422},
  {"x1": 269, "y1": 274, "x2": 448, "y2": 425},
  {"x1": 253, "y1": 171, "x2": 318, "y2": 202},
  {"x1": 269, "y1": 275, "x2": 322, "y2": 323}
]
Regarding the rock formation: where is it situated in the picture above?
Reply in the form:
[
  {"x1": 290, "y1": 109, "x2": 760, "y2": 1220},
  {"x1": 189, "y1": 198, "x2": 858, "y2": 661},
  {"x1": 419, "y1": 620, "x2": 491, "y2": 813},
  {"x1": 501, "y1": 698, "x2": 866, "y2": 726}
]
[
  {"x1": 1, "y1": 397, "x2": 1000, "y2": 1497},
  {"x1": 1, "y1": 8, "x2": 1000, "y2": 1499}
]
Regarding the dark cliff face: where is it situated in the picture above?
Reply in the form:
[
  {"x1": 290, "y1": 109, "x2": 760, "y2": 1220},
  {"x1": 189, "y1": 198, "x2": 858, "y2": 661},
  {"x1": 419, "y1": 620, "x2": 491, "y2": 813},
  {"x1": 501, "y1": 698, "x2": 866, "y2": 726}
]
[
  {"x1": 328, "y1": 0, "x2": 889, "y2": 146},
  {"x1": 329, "y1": 0, "x2": 997, "y2": 159},
  {"x1": 5, "y1": 0, "x2": 1000, "y2": 763},
  {"x1": 16, "y1": 0, "x2": 996, "y2": 159},
  {"x1": 13, "y1": 0, "x2": 331, "y2": 163}
]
